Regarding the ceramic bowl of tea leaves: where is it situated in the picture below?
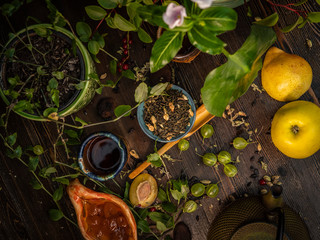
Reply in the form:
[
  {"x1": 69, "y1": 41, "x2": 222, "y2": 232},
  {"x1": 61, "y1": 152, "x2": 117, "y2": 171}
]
[
  {"x1": 78, "y1": 132, "x2": 128, "y2": 181},
  {"x1": 137, "y1": 85, "x2": 196, "y2": 143}
]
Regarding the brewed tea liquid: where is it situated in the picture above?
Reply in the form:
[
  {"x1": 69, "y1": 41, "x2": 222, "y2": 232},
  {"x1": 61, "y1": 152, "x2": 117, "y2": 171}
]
[{"x1": 85, "y1": 137, "x2": 121, "y2": 174}]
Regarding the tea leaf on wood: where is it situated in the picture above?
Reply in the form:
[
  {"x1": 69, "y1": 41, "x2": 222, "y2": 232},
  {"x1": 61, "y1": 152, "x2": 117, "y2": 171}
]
[
  {"x1": 135, "y1": 82, "x2": 148, "y2": 103},
  {"x1": 30, "y1": 178, "x2": 42, "y2": 190},
  {"x1": 48, "y1": 209, "x2": 63, "y2": 221},
  {"x1": 138, "y1": 27, "x2": 152, "y2": 43},
  {"x1": 53, "y1": 185, "x2": 63, "y2": 201},
  {"x1": 76, "y1": 22, "x2": 92, "y2": 42},
  {"x1": 6, "y1": 132, "x2": 17, "y2": 147},
  {"x1": 88, "y1": 40, "x2": 100, "y2": 55},
  {"x1": 28, "y1": 156, "x2": 39, "y2": 171},
  {"x1": 122, "y1": 69, "x2": 135, "y2": 80},
  {"x1": 114, "y1": 105, "x2": 131, "y2": 117},
  {"x1": 157, "y1": 187, "x2": 168, "y2": 202}
]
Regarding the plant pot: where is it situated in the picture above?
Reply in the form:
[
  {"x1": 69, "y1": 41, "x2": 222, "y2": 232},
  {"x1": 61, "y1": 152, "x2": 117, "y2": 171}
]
[
  {"x1": 157, "y1": 27, "x2": 201, "y2": 63},
  {"x1": 137, "y1": 85, "x2": 196, "y2": 143},
  {"x1": 78, "y1": 132, "x2": 128, "y2": 181},
  {"x1": 0, "y1": 24, "x2": 97, "y2": 121}
]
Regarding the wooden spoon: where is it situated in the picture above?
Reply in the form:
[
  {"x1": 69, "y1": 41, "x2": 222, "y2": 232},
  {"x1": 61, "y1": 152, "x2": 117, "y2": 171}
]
[{"x1": 129, "y1": 104, "x2": 215, "y2": 179}]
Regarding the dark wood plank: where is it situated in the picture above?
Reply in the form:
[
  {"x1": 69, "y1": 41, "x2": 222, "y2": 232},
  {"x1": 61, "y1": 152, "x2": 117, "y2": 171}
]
[{"x1": 0, "y1": 0, "x2": 320, "y2": 239}]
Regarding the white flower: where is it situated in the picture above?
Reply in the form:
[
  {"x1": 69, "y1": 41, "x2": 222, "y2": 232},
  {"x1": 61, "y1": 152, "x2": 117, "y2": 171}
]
[
  {"x1": 163, "y1": 3, "x2": 187, "y2": 29},
  {"x1": 191, "y1": 0, "x2": 214, "y2": 9}
]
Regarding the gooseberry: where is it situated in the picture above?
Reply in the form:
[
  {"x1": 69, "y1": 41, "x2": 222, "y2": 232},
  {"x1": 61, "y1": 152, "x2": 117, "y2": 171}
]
[
  {"x1": 183, "y1": 200, "x2": 197, "y2": 213},
  {"x1": 202, "y1": 153, "x2": 217, "y2": 167},
  {"x1": 233, "y1": 137, "x2": 248, "y2": 150},
  {"x1": 200, "y1": 124, "x2": 214, "y2": 140},
  {"x1": 191, "y1": 183, "x2": 205, "y2": 197},
  {"x1": 218, "y1": 151, "x2": 231, "y2": 165},
  {"x1": 178, "y1": 139, "x2": 189, "y2": 152},
  {"x1": 224, "y1": 164, "x2": 238, "y2": 177},
  {"x1": 206, "y1": 184, "x2": 219, "y2": 198}
]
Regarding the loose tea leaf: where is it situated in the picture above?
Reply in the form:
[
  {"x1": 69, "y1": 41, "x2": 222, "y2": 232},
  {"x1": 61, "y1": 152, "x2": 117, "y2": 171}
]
[{"x1": 144, "y1": 88, "x2": 193, "y2": 141}]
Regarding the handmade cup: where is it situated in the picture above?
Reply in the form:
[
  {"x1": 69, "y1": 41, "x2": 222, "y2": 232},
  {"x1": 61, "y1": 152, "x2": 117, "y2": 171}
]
[
  {"x1": 78, "y1": 132, "x2": 128, "y2": 181},
  {"x1": 137, "y1": 85, "x2": 196, "y2": 143}
]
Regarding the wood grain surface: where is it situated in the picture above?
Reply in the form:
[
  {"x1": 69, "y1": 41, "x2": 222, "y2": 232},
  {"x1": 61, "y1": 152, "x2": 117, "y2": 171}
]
[{"x1": 0, "y1": 0, "x2": 320, "y2": 240}]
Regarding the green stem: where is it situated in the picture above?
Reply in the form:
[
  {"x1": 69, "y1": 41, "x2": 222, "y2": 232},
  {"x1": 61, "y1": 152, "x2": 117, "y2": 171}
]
[
  {"x1": 99, "y1": 48, "x2": 118, "y2": 61},
  {"x1": 48, "y1": 104, "x2": 139, "y2": 129},
  {"x1": 11, "y1": 59, "x2": 43, "y2": 67},
  {"x1": 221, "y1": 48, "x2": 231, "y2": 58}
]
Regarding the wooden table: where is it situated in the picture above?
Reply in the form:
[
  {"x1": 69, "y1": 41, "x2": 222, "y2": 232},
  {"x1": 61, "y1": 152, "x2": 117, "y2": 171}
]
[{"x1": 1, "y1": 0, "x2": 319, "y2": 239}]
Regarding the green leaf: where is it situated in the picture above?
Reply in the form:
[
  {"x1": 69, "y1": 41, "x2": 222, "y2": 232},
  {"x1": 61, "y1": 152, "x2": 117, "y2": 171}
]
[
  {"x1": 298, "y1": 18, "x2": 308, "y2": 28},
  {"x1": 53, "y1": 185, "x2": 63, "y2": 201},
  {"x1": 124, "y1": 182, "x2": 130, "y2": 199},
  {"x1": 28, "y1": 156, "x2": 39, "y2": 171},
  {"x1": 37, "y1": 66, "x2": 46, "y2": 75},
  {"x1": 158, "y1": 188, "x2": 168, "y2": 202},
  {"x1": 122, "y1": 69, "x2": 135, "y2": 80},
  {"x1": 138, "y1": 208, "x2": 149, "y2": 219},
  {"x1": 30, "y1": 178, "x2": 42, "y2": 190},
  {"x1": 13, "y1": 100, "x2": 32, "y2": 112},
  {"x1": 156, "y1": 221, "x2": 167, "y2": 233},
  {"x1": 294, "y1": 0, "x2": 308, "y2": 6},
  {"x1": 135, "y1": 82, "x2": 148, "y2": 103},
  {"x1": 137, "y1": 219, "x2": 150, "y2": 233},
  {"x1": 76, "y1": 22, "x2": 92, "y2": 42},
  {"x1": 150, "y1": 82, "x2": 168, "y2": 96},
  {"x1": 170, "y1": 189, "x2": 183, "y2": 204},
  {"x1": 95, "y1": 87, "x2": 103, "y2": 94},
  {"x1": 317, "y1": 0, "x2": 320, "y2": 5},
  {"x1": 308, "y1": 12, "x2": 320, "y2": 23},
  {"x1": 33, "y1": 145, "x2": 44, "y2": 155},
  {"x1": 51, "y1": 89, "x2": 60, "y2": 107},
  {"x1": 43, "y1": 108, "x2": 58, "y2": 117},
  {"x1": 6, "y1": 132, "x2": 17, "y2": 147},
  {"x1": 138, "y1": 27, "x2": 152, "y2": 43},
  {"x1": 64, "y1": 129, "x2": 78, "y2": 139},
  {"x1": 148, "y1": 212, "x2": 171, "y2": 223},
  {"x1": 162, "y1": 201, "x2": 177, "y2": 213},
  {"x1": 7, "y1": 145, "x2": 22, "y2": 159},
  {"x1": 75, "y1": 116, "x2": 88, "y2": 127},
  {"x1": 114, "y1": 105, "x2": 131, "y2": 117},
  {"x1": 113, "y1": 13, "x2": 137, "y2": 31},
  {"x1": 44, "y1": 167, "x2": 57, "y2": 177},
  {"x1": 195, "y1": 7, "x2": 237, "y2": 32},
  {"x1": 143, "y1": 0, "x2": 154, "y2": 5},
  {"x1": 48, "y1": 209, "x2": 63, "y2": 221},
  {"x1": 75, "y1": 81, "x2": 86, "y2": 90},
  {"x1": 147, "y1": 153, "x2": 162, "y2": 167},
  {"x1": 5, "y1": 48, "x2": 15, "y2": 59},
  {"x1": 150, "y1": 31, "x2": 183, "y2": 73},
  {"x1": 34, "y1": 27, "x2": 50, "y2": 37},
  {"x1": 88, "y1": 40, "x2": 100, "y2": 55},
  {"x1": 106, "y1": 17, "x2": 117, "y2": 29},
  {"x1": 53, "y1": 178, "x2": 70, "y2": 185},
  {"x1": 110, "y1": 60, "x2": 117, "y2": 75},
  {"x1": 253, "y1": 12, "x2": 279, "y2": 27},
  {"x1": 127, "y1": 2, "x2": 141, "y2": 19},
  {"x1": 98, "y1": 0, "x2": 117, "y2": 9},
  {"x1": 92, "y1": 32, "x2": 105, "y2": 48},
  {"x1": 48, "y1": 78, "x2": 58, "y2": 89},
  {"x1": 201, "y1": 25, "x2": 276, "y2": 116},
  {"x1": 85, "y1": 5, "x2": 106, "y2": 20},
  {"x1": 188, "y1": 25, "x2": 225, "y2": 55},
  {"x1": 281, "y1": 16, "x2": 303, "y2": 33}
]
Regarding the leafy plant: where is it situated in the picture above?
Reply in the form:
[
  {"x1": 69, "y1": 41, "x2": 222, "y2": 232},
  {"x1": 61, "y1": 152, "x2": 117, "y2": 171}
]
[{"x1": 137, "y1": 0, "x2": 319, "y2": 116}]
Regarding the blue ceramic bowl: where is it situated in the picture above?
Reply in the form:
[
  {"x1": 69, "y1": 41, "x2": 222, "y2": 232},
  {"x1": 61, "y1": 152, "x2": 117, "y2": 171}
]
[
  {"x1": 78, "y1": 132, "x2": 128, "y2": 181},
  {"x1": 137, "y1": 85, "x2": 196, "y2": 143}
]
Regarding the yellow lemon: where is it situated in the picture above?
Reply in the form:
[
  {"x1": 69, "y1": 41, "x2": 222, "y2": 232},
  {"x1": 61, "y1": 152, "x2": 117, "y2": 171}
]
[
  {"x1": 261, "y1": 47, "x2": 312, "y2": 102},
  {"x1": 271, "y1": 101, "x2": 320, "y2": 159}
]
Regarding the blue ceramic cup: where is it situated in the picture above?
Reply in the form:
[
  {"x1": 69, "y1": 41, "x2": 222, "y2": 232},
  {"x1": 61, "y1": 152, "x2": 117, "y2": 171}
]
[
  {"x1": 78, "y1": 132, "x2": 128, "y2": 181},
  {"x1": 137, "y1": 85, "x2": 196, "y2": 143}
]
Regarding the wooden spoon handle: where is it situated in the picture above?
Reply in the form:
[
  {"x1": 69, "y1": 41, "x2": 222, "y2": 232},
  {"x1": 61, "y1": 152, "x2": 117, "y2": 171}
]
[{"x1": 128, "y1": 104, "x2": 214, "y2": 179}]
